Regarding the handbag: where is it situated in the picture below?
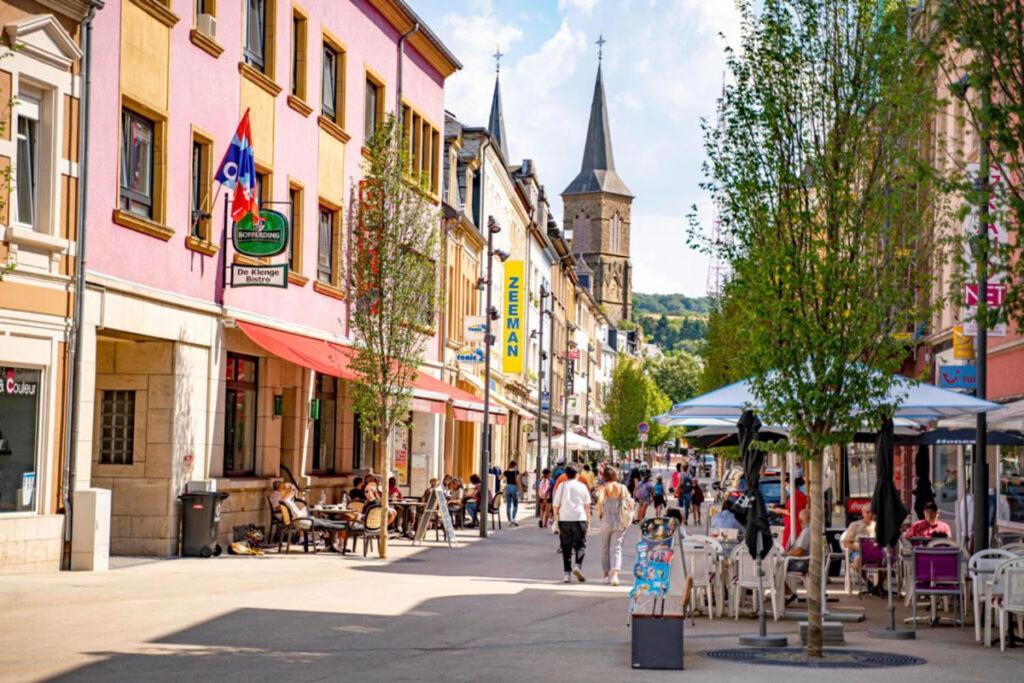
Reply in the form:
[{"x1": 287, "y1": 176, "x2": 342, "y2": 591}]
[{"x1": 617, "y1": 485, "x2": 636, "y2": 530}]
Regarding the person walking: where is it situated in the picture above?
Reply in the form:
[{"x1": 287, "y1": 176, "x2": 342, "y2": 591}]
[
  {"x1": 691, "y1": 480, "x2": 705, "y2": 526},
  {"x1": 553, "y1": 465, "x2": 591, "y2": 583},
  {"x1": 597, "y1": 466, "x2": 630, "y2": 586},
  {"x1": 503, "y1": 461, "x2": 520, "y2": 527},
  {"x1": 652, "y1": 475, "x2": 667, "y2": 516},
  {"x1": 676, "y1": 466, "x2": 695, "y2": 524}
]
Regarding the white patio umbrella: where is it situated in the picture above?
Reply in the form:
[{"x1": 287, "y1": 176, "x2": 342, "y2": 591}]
[{"x1": 665, "y1": 374, "x2": 999, "y2": 421}]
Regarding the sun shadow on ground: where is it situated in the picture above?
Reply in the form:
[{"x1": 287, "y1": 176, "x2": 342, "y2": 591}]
[{"x1": 47, "y1": 588, "x2": 632, "y2": 682}]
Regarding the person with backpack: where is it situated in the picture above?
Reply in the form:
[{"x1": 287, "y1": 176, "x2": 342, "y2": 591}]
[
  {"x1": 690, "y1": 480, "x2": 705, "y2": 526},
  {"x1": 634, "y1": 472, "x2": 653, "y2": 522},
  {"x1": 652, "y1": 475, "x2": 667, "y2": 516},
  {"x1": 677, "y1": 466, "x2": 695, "y2": 525},
  {"x1": 596, "y1": 466, "x2": 633, "y2": 586}
]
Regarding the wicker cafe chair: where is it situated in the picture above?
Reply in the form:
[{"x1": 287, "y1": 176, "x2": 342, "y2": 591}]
[
  {"x1": 277, "y1": 501, "x2": 317, "y2": 554},
  {"x1": 362, "y1": 505, "x2": 384, "y2": 557},
  {"x1": 267, "y1": 496, "x2": 286, "y2": 547}
]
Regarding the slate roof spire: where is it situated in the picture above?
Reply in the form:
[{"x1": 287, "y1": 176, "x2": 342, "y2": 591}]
[
  {"x1": 563, "y1": 38, "x2": 632, "y2": 198},
  {"x1": 488, "y1": 45, "x2": 509, "y2": 161}
]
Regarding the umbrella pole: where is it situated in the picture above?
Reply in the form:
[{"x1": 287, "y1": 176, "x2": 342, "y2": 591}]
[
  {"x1": 869, "y1": 546, "x2": 915, "y2": 639},
  {"x1": 739, "y1": 531, "x2": 787, "y2": 647}
]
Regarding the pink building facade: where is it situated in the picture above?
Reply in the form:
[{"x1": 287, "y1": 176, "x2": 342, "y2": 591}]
[{"x1": 73, "y1": 0, "x2": 459, "y2": 557}]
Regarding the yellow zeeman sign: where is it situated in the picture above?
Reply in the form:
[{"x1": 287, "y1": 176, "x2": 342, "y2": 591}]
[{"x1": 502, "y1": 260, "x2": 525, "y2": 374}]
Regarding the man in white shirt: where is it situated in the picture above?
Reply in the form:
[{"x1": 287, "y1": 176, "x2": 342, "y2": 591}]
[{"x1": 553, "y1": 465, "x2": 592, "y2": 583}]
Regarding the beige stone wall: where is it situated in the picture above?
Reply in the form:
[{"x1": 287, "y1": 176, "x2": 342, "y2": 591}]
[
  {"x1": 0, "y1": 514, "x2": 63, "y2": 573},
  {"x1": 90, "y1": 337, "x2": 212, "y2": 556}
]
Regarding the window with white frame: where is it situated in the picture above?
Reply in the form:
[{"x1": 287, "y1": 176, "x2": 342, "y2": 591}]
[{"x1": 15, "y1": 89, "x2": 41, "y2": 230}]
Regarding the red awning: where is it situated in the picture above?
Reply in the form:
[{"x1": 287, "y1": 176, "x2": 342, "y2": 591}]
[
  {"x1": 237, "y1": 321, "x2": 358, "y2": 381},
  {"x1": 237, "y1": 321, "x2": 494, "y2": 417},
  {"x1": 452, "y1": 407, "x2": 508, "y2": 424}
]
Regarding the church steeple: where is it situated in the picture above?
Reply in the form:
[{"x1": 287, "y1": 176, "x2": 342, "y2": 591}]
[
  {"x1": 563, "y1": 42, "x2": 631, "y2": 198},
  {"x1": 488, "y1": 46, "x2": 509, "y2": 161}
]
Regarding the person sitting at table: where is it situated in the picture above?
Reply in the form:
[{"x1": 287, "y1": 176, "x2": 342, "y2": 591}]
[
  {"x1": 904, "y1": 501, "x2": 951, "y2": 540},
  {"x1": 270, "y1": 480, "x2": 298, "y2": 508},
  {"x1": 710, "y1": 499, "x2": 745, "y2": 531},
  {"x1": 783, "y1": 509, "x2": 812, "y2": 604},
  {"x1": 841, "y1": 505, "x2": 876, "y2": 575},
  {"x1": 464, "y1": 474, "x2": 483, "y2": 528},
  {"x1": 772, "y1": 476, "x2": 807, "y2": 550},
  {"x1": 422, "y1": 478, "x2": 439, "y2": 501},
  {"x1": 348, "y1": 477, "x2": 366, "y2": 503},
  {"x1": 363, "y1": 475, "x2": 397, "y2": 526},
  {"x1": 388, "y1": 476, "x2": 403, "y2": 502}
]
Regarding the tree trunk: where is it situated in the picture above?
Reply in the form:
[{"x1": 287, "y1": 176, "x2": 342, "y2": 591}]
[
  {"x1": 379, "y1": 423, "x2": 392, "y2": 559},
  {"x1": 805, "y1": 454, "x2": 825, "y2": 657}
]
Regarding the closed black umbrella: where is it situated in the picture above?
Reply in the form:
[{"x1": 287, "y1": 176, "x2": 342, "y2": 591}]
[
  {"x1": 912, "y1": 444, "x2": 934, "y2": 521},
  {"x1": 868, "y1": 417, "x2": 915, "y2": 640},
  {"x1": 739, "y1": 410, "x2": 772, "y2": 560},
  {"x1": 871, "y1": 417, "x2": 908, "y2": 548}
]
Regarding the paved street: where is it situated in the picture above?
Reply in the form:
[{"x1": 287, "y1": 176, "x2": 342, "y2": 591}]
[{"x1": 1, "y1": 506, "x2": 1019, "y2": 682}]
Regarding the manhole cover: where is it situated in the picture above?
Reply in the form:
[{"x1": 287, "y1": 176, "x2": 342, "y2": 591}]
[{"x1": 702, "y1": 648, "x2": 925, "y2": 669}]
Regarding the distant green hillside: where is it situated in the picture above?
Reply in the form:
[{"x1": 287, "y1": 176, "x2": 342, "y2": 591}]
[{"x1": 634, "y1": 293, "x2": 711, "y2": 317}]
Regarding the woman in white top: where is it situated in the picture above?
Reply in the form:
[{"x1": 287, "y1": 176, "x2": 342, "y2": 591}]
[{"x1": 596, "y1": 466, "x2": 629, "y2": 586}]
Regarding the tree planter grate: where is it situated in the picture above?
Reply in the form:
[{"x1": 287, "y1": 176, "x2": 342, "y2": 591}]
[{"x1": 702, "y1": 648, "x2": 925, "y2": 669}]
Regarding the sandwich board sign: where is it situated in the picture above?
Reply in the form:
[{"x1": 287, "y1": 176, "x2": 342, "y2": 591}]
[{"x1": 412, "y1": 485, "x2": 457, "y2": 547}]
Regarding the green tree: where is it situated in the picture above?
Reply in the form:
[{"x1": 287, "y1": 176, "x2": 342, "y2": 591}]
[
  {"x1": 601, "y1": 357, "x2": 648, "y2": 452},
  {"x1": 653, "y1": 314, "x2": 672, "y2": 347},
  {"x1": 697, "y1": 0, "x2": 941, "y2": 656},
  {"x1": 648, "y1": 351, "x2": 702, "y2": 404},
  {"x1": 938, "y1": 2, "x2": 1024, "y2": 328},
  {"x1": 350, "y1": 115, "x2": 439, "y2": 559},
  {"x1": 644, "y1": 378, "x2": 675, "y2": 448}
]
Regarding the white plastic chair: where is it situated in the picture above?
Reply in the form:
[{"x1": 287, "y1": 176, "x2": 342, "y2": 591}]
[
  {"x1": 1001, "y1": 542, "x2": 1024, "y2": 555},
  {"x1": 684, "y1": 545, "x2": 721, "y2": 620},
  {"x1": 731, "y1": 544, "x2": 782, "y2": 621},
  {"x1": 991, "y1": 558, "x2": 1024, "y2": 651},
  {"x1": 968, "y1": 549, "x2": 1015, "y2": 643}
]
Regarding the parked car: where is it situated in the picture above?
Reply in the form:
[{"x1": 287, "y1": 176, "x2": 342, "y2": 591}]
[{"x1": 716, "y1": 468, "x2": 789, "y2": 526}]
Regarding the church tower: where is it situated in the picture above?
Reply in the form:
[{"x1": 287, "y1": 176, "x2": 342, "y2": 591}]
[{"x1": 562, "y1": 37, "x2": 633, "y2": 324}]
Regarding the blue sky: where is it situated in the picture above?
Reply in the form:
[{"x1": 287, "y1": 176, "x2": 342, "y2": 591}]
[{"x1": 413, "y1": 0, "x2": 742, "y2": 296}]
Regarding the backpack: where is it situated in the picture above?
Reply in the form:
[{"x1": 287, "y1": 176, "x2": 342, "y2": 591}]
[
  {"x1": 615, "y1": 485, "x2": 636, "y2": 529},
  {"x1": 679, "y1": 475, "x2": 693, "y2": 496},
  {"x1": 537, "y1": 478, "x2": 550, "y2": 499},
  {"x1": 654, "y1": 482, "x2": 664, "y2": 497}
]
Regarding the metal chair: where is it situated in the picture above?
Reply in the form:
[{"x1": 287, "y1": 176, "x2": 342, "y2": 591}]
[
  {"x1": 488, "y1": 491, "x2": 503, "y2": 531},
  {"x1": 968, "y1": 548, "x2": 1016, "y2": 642},
  {"x1": 911, "y1": 546, "x2": 965, "y2": 631},
  {"x1": 266, "y1": 496, "x2": 286, "y2": 547},
  {"x1": 857, "y1": 537, "x2": 888, "y2": 595}
]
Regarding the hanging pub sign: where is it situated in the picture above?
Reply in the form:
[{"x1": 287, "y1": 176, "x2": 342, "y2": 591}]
[
  {"x1": 464, "y1": 316, "x2": 487, "y2": 343},
  {"x1": 233, "y1": 209, "x2": 289, "y2": 257},
  {"x1": 231, "y1": 264, "x2": 288, "y2": 288},
  {"x1": 456, "y1": 347, "x2": 485, "y2": 364},
  {"x1": 502, "y1": 260, "x2": 525, "y2": 374}
]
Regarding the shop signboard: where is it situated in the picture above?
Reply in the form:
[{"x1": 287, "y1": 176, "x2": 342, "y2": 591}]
[
  {"x1": 952, "y1": 324, "x2": 974, "y2": 360},
  {"x1": 541, "y1": 390, "x2": 550, "y2": 411},
  {"x1": 395, "y1": 448, "x2": 408, "y2": 486},
  {"x1": 233, "y1": 209, "x2": 289, "y2": 257},
  {"x1": 231, "y1": 264, "x2": 288, "y2": 288},
  {"x1": 938, "y1": 364, "x2": 976, "y2": 391},
  {"x1": 502, "y1": 260, "x2": 525, "y2": 374},
  {"x1": 456, "y1": 347, "x2": 484, "y2": 364},
  {"x1": 962, "y1": 163, "x2": 1008, "y2": 337},
  {"x1": 464, "y1": 316, "x2": 487, "y2": 343}
]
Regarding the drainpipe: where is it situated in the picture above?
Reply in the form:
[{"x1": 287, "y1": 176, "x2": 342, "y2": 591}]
[
  {"x1": 62, "y1": 0, "x2": 102, "y2": 570},
  {"x1": 396, "y1": 23, "x2": 420, "y2": 116}
]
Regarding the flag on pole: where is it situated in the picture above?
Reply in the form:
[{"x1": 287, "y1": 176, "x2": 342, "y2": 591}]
[{"x1": 215, "y1": 109, "x2": 259, "y2": 223}]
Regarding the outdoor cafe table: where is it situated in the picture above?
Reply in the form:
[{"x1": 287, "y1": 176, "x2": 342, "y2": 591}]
[{"x1": 391, "y1": 500, "x2": 426, "y2": 538}]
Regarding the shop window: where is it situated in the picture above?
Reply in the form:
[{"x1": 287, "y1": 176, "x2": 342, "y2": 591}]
[
  {"x1": 120, "y1": 109, "x2": 155, "y2": 219},
  {"x1": 291, "y1": 9, "x2": 307, "y2": 99},
  {"x1": 352, "y1": 412, "x2": 376, "y2": 471},
  {"x1": 311, "y1": 375, "x2": 337, "y2": 473},
  {"x1": 15, "y1": 91, "x2": 40, "y2": 230},
  {"x1": 224, "y1": 354, "x2": 258, "y2": 477},
  {"x1": 244, "y1": 0, "x2": 267, "y2": 72},
  {"x1": 0, "y1": 367, "x2": 41, "y2": 513},
  {"x1": 998, "y1": 448, "x2": 1024, "y2": 527},
  {"x1": 99, "y1": 390, "x2": 136, "y2": 465},
  {"x1": 317, "y1": 205, "x2": 335, "y2": 283}
]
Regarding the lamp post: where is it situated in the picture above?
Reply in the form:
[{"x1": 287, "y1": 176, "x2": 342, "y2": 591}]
[
  {"x1": 478, "y1": 216, "x2": 508, "y2": 539},
  {"x1": 563, "y1": 322, "x2": 576, "y2": 459},
  {"x1": 532, "y1": 285, "x2": 553, "y2": 513},
  {"x1": 954, "y1": 69, "x2": 992, "y2": 552}
]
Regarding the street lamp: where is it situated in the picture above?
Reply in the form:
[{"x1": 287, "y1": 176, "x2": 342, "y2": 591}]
[
  {"x1": 533, "y1": 285, "x2": 553, "y2": 514},
  {"x1": 479, "y1": 216, "x2": 506, "y2": 539},
  {"x1": 563, "y1": 323, "x2": 577, "y2": 459},
  {"x1": 954, "y1": 74, "x2": 992, "y2": 551}
]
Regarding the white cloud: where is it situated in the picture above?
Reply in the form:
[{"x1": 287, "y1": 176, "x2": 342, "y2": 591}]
[{"x1": 559, "y1": 0, "x2": 599, "y2": 14}]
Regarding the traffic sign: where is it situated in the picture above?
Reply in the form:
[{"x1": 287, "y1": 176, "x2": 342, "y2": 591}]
[{"x1": 638, "y1": 422, "x2": 649, "y2": 434}]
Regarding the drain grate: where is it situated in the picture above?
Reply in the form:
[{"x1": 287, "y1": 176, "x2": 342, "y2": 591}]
[{"x1": 702, "y1": 648, "x2": 926, "y2": 669}]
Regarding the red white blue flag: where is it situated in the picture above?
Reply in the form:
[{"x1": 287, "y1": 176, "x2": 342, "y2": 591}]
[{"x1": 215, "y1": 109, "x2": 259, "y2": 223}]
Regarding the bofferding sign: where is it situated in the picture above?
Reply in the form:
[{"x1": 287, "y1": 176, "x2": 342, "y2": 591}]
[{"x1": 233, "y1": 209, "x2": 289, "y2": 257}]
